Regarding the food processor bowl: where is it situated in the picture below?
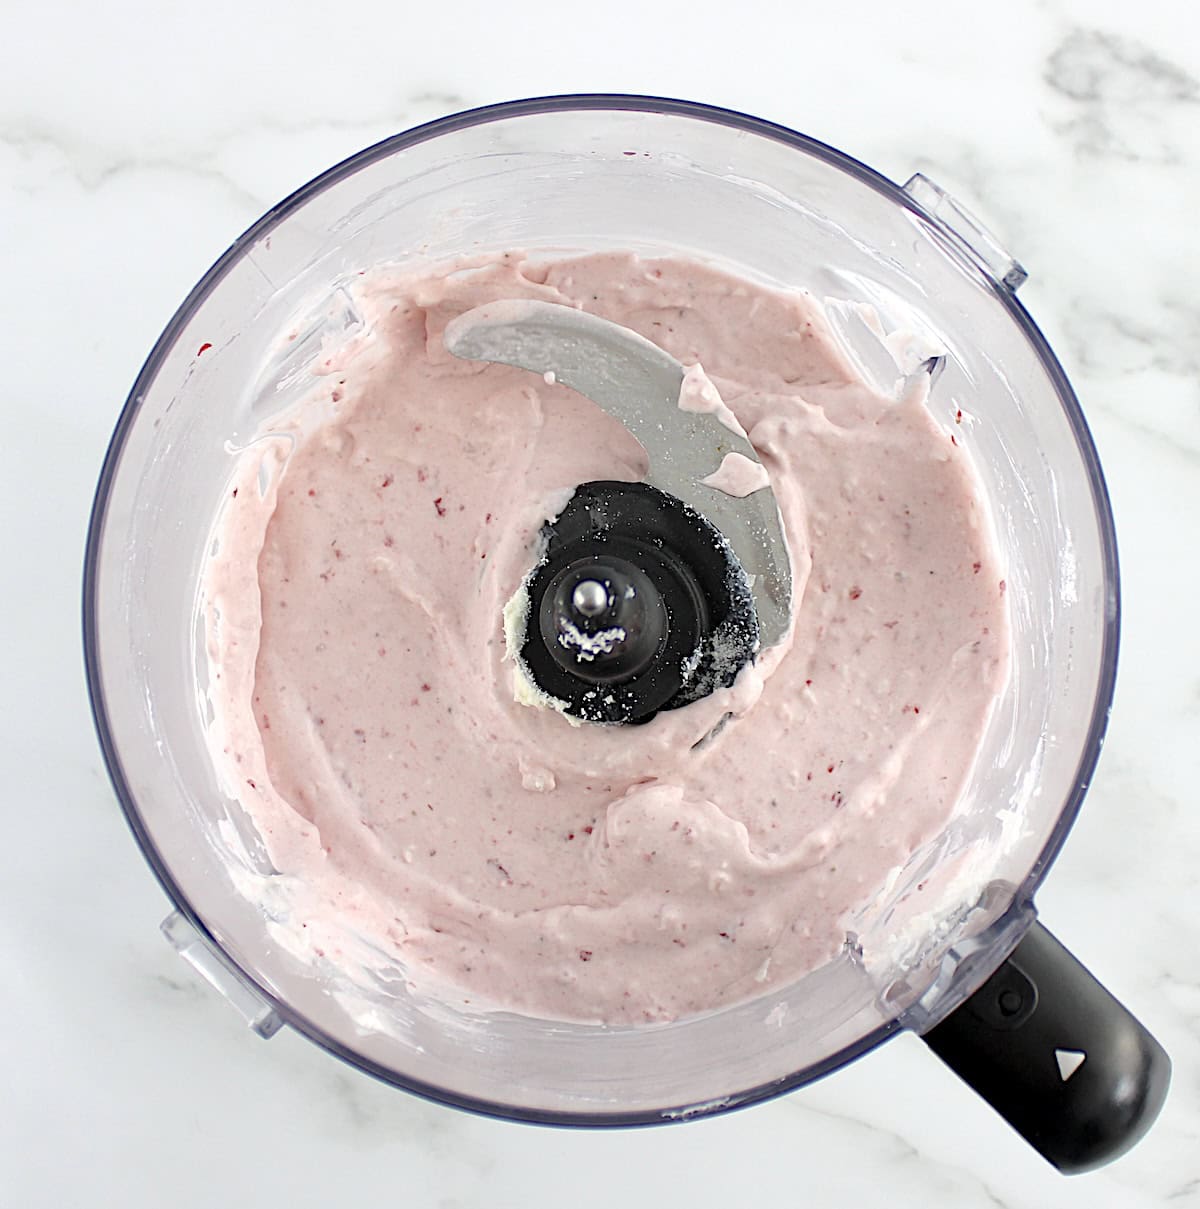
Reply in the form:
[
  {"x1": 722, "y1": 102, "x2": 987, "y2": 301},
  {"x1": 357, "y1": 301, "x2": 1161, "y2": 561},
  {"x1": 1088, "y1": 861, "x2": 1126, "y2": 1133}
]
[{"x1": 83, "y1": 96, "x2": 1168, "y2": 1170}]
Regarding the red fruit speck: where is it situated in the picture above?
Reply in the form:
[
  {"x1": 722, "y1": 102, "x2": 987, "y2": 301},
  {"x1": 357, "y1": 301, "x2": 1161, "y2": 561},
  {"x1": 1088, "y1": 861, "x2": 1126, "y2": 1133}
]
[
  {"x1": 383, "y1": 535, "x2": 394, "y2": 548},
  {"x1": 973, "y1": 561, "x2": 982, "y2": 574},
  {"x1": 950, "y1": 434, "x2": 959, "y2": 446},
  {"x1": 999, "y1": 579, "x2": 1007, "y2": 594},
  {"x1": 197, "y1": 342, "x2": 212, "y2": 356},
  {"x1": 433, "y1": 497, "x2": 446, "y2": 517},
  {"x1": 485, "y1": 512, "x2": 493, "y2": 524},
  {"x1": 308, "y1": 488, "x2": 316, "y2": 497},
  {"x1": 579, "y1": 950, "x2": 594, "y2": 961},
  {"x1": 381, "y1": 474, "x2": 393, "y2": 488},
  {"x1": 583, "y1": 825, "x2": 594, "y2": 835},
  {"x1": 246, "y1": 779, "x2": 257, "y2": 789},
  {"x1": 955, "y1": 409, "x2": 963, "y2": 423},
  {"x1": 420, "y1": 683, "x2": 431, "y2": 692},
  {"x1": 827, "y1": 764, "x2": 835, "y2": 774},
  {"x1": 848, "y1": 586, "x2": 862, "y2": 600}
]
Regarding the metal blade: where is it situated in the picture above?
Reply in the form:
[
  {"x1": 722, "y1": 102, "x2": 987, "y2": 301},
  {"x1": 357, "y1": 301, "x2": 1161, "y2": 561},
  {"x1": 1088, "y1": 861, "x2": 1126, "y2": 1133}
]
[{"x1": 444, "y1": 299, "x2": 791, "y2": 648}]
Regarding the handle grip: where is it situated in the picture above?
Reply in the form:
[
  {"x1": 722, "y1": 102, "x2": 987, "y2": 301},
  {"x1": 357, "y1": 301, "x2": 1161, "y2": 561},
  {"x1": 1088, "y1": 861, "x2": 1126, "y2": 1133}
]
[{"x1": 922, "y1": 920, "x2": 1170, "y2": 1173}]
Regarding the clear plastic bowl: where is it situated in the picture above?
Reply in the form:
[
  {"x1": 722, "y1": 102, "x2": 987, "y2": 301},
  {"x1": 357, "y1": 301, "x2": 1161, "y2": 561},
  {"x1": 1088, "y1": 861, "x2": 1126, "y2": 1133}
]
[{"x1": 84, "y1": 96, "x2": 1118, "y2": 1123}]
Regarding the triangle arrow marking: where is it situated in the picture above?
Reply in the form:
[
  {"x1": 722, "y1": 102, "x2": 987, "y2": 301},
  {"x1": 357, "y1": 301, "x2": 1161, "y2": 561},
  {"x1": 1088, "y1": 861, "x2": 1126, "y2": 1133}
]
[{"x1": 1055, "y1": 1048, "x2": 1086, "y2": 1082}]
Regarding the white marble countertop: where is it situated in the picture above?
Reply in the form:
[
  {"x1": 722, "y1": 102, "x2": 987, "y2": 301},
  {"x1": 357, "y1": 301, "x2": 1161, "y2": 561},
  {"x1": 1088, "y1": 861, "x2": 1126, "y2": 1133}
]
[{"x1": 4, "y1": 0, "x2": 1198, "y2": 1204}]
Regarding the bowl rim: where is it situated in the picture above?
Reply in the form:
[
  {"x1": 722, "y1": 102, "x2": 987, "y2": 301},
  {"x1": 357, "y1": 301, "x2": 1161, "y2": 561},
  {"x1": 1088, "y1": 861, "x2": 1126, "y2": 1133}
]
[{"x1": 82, "y1": 92, "x2": 1120, "y2": 1126}]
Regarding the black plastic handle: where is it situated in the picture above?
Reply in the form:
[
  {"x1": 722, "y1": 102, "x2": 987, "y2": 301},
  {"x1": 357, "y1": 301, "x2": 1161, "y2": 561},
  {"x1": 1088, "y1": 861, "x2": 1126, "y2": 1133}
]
[{"x1": 922, "y1": 921, "x2": 1170, "y2": 1173}]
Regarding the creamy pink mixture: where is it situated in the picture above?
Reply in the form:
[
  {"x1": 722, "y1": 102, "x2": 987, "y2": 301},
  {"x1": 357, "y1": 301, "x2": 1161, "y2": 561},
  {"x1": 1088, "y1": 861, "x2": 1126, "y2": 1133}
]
[{"x1": 205, "y1": 252, "x2": 1009, "y2": 1025}]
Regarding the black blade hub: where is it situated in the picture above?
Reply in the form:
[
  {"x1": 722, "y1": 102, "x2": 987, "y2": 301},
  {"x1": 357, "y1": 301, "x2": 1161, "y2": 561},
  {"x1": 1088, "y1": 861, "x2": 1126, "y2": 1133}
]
[{"x1": 520, "y1": 481, "x2": 758, "y2": 724}]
